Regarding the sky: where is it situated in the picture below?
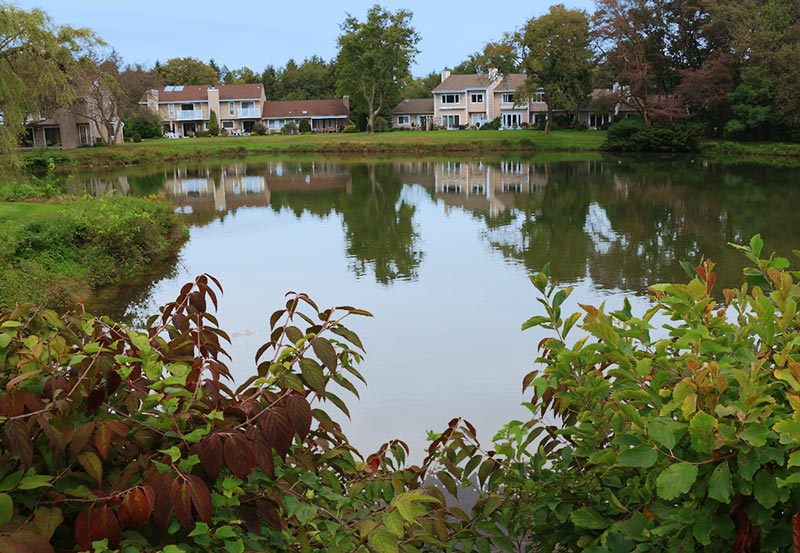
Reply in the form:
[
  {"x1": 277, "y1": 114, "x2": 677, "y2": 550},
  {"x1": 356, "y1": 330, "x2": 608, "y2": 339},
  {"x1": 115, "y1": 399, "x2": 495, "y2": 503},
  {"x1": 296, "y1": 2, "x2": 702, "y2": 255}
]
[{"x1": 12, "y1": 0, "x2": 596, "y2": 77}]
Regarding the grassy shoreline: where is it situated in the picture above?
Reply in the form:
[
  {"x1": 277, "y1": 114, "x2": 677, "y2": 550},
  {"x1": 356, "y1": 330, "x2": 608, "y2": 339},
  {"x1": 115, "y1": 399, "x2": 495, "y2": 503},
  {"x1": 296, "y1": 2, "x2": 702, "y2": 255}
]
[{"x1": 26, "y1": 130, "x2": 608, "y2": 170}]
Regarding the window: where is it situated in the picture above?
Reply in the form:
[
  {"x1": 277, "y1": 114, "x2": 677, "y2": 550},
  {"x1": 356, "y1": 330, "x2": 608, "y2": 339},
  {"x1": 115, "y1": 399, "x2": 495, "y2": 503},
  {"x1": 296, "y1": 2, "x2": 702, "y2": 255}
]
[
  {"x1": 167, "y1": 104, "x2": 175, "y2": 118},
  {"x1": 43, "y1": 126, "x2": 61, "y2": 147},
  {"x1": 470, "y1": 93, "x2": 483, "y2": 103},
  {"x1": 228, "y1": 102, "x2": 235, "y2": 115},
  {"x1": 502, "y1": 93, "x2": 515, "y2": 103},
  {"x1": 397, "y1": 115, "x2": 410, "y2": 125},
  {"x1": 222, "y1": 120, "x2": 235, "y2": 129},
  {"x1": 181, "y1": 103, "x2": 194, "y2": 111},
  {"x1": 78, "y1": 124, "x2": 91, "y2": 145},
  {"x1": 241, "y1": 102, "x2": 253, "y2": 110},
  {"x1": 441, "y1": 94, "x2": 460, "y2": 104},
  {"x1": 441, "y1": 114, "x2": 460, "y2": 129},
  {"x1": 19, "y1": 127, "x2": 34, "y2": 147},
  {"x1": 532, "y1": 92, "x2": 545, "y2": 103}
]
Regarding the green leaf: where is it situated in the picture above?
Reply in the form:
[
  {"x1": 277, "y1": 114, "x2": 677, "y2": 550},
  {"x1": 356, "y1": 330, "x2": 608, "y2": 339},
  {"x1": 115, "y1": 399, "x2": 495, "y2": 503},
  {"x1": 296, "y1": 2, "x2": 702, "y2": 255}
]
[
  {"x1": 708, "y1": 461, "x2": 732, "y2": 503},
  {"x1": 224, "y1": 540, "x2": 244, "y2": 553},
  {"x1": 750, "y1": 234, "x2": 763, "y2": 258},
  {"x1": 521, "y1": 315, "x2": 550, "y2": 330},
  {"x1": 689, "y1": 411, "x2": 717, "y2": 454},
  {"x1": 753, "y1": 469, "x2": 779, "y2": 508},
  {"x1": 18, "y1": 474, "x2": 53, "y2": 490},
  {"x1": 0, "y1": 493, "x2": 12, "y2": 525},
  {"x1": 648, "y1": 421, "x2": 676, "y2": 450},
  {"x1": 368, "y1": 528, "x2": 399, "y2": 553},
  {"x1": 299, "y1": 358, "x2": 326, "y2": 395},
  {"x1": 656, "y1": 462, "x2": 698, "y2": 500},
  {"x1": 788, "y1": 450, "x2": 800, "y2": 468},
  {"x1": 739, "y1": 424, "x2": 769, "y2": 447},
  {"x1": 617, "y1": 445, "x2": 658, "y2": 468},
  {"x1": 570, "y1": 506, "x2": 611, "y2": 530},
  {"x1": 214, "y1": 525, "x2": 238, "y2": 539}
]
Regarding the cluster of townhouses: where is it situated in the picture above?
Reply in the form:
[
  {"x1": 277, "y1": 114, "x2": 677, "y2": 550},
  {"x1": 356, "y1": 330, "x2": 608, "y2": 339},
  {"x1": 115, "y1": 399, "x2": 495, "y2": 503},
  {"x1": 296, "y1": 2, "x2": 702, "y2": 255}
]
[
  {"x1": 393, "y1": 70, "x2": 632, "y2": 131},
  {"x1": 19, "y1": 70, "x2": 633, "y2": 147}
]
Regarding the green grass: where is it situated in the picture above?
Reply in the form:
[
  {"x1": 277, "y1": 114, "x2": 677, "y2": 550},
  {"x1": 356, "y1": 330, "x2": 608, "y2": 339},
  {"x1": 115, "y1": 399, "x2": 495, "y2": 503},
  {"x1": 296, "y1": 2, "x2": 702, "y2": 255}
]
[
  {"x1": 25, "y1": 130, "x2": 609, "y2": 170},
  {"x1": 701, "y1": 140, "x2": 800, "y2": 158},
  {"x1": 0, "y1": 196, "x2": 186, "y2": 311}
]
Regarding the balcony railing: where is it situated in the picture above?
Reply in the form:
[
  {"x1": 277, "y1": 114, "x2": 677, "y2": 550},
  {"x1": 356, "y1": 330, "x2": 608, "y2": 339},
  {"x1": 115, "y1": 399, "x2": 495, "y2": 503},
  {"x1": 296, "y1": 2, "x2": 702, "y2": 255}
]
[
  {"x1": 238, "y1": 107, "x2": 260, "y2": 118},
  {"x1": 177, "y1": 110, "x2": 204, "y2": 120}
]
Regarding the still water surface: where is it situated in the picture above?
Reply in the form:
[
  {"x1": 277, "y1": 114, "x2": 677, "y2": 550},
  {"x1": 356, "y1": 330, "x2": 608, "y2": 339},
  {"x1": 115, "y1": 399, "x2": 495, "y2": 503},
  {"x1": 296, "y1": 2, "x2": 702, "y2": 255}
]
[{"x1": 69, "y1": 155, "x2": 800, "y2": 456}]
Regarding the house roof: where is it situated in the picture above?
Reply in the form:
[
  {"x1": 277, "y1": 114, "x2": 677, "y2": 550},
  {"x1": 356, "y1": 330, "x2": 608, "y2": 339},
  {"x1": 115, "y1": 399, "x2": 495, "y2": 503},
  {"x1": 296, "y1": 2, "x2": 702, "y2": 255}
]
[
  {"x1": 433, "y1": 73, "x2": 494, "y2": 93},
  {"x1": 261, "y1": 99, "x2": 349, "y2": 119},
  {"x1": 139, "y1": 84, "x2": 264, "y2": 103},
  {"x1": 495, "y1": 74, "x2": 527, "y2": 91},
  {"x1": 392, "y1": 98, "x2": 434, "y2": 114}
]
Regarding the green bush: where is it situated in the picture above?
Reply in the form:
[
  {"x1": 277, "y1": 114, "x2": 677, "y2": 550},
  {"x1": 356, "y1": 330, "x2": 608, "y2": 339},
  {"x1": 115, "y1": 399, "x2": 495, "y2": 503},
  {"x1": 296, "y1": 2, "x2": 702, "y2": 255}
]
[
  {"x1": 280, "y1": 122, "x2": 297, "y2": 135},
  {"x1": 131, "y1": 133, "x2": 143, "y2": 143},
  {"x1": 252, "y1": 122, "x2": 268, "y2": 136},
  {"x1": 208, "y1": 109, "x2": 220, "y2": 137},
  {"x1": 196, "y1": 130, "x2": 210, "y2": 138},
  {"x1": 124, "y1": 108, "x2": 163, "y2": 139},
  {"x1": 298, "y1": 119, "x2": 312, "y2": 133},
  {"x1": 479, "y1": 117, "x2": 501, "y2": 130},
  {"x1": 373, "y1": 116, "x2": 389, "y2": 133},
  {"x1": 605, "y1": 118, "x2": 701, "y2": 152},
  {"x1": 342, "y1": 124, "x2": 358, "y2": 133}
]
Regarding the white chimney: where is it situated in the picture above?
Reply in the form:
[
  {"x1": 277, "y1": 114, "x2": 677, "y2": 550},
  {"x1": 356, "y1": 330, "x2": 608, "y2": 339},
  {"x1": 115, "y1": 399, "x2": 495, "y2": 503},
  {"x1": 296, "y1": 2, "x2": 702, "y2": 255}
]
[{"x1": 441, "y1": 69, "x2": 451, "y2": 83}]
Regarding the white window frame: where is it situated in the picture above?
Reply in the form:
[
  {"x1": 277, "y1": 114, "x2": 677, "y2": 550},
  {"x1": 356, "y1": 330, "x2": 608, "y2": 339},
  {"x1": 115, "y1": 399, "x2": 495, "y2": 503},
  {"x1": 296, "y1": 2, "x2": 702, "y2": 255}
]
[
  {"x1": 78, "y1": 123, "x2": 91, "y2": 146},
  {"x1": 167, "y1": 103, "x2": 175, "y2": 118},
  {"x1": 441, "y1": 94, "x2": 460, "y2": 104},
  {"x1": 397, "y1": 115, "x2": 410, "y2": 125},
  {"x1": 228, "y1": 102, "x2": 235, "y2": 115},
  {"x1": 502, "y1": 93, "x2": 515, "y2": 103},
  {"x1": 441, "y1": 114, "x2": 460, "y2": 129},
  {"x1": 470, "y1": 93, "x2": 484, "y2": 103},
  {"x1": 222, "y1": 120, "x2": 235, "y2": 129},
  {"x1": 241, "y1": 101, "x2": 254, "y2": 110},
  {"x1": 180, "y1": 103, "x2": 194, "y2": 111}
]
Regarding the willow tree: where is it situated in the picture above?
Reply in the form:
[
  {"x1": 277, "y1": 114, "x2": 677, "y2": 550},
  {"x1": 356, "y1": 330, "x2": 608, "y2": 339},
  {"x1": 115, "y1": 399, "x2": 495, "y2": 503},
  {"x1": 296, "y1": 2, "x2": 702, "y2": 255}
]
[
  {"x1": 335, "y1": 5, "x2": 419, "y2": 133},
  {"x1": 0, "y1": 5, "x2": 94, "y2": 164}
]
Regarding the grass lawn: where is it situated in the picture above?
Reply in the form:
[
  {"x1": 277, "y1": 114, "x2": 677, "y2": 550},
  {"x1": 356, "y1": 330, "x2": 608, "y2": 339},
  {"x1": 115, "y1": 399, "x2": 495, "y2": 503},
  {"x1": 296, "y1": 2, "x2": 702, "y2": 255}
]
[{"x1": 26, "y1": 130, "x2": 609, "y2": 169}]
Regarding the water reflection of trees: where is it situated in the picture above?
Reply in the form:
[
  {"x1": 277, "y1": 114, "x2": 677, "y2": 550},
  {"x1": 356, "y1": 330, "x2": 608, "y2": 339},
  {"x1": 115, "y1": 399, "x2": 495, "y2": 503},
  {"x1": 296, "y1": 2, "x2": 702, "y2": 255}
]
[
  {"x1": 270, "y1": 163, "x2": 423, "y2": 285},
  {"x1": 476, "y1": 159, "x2": 800, "y2": 292}
]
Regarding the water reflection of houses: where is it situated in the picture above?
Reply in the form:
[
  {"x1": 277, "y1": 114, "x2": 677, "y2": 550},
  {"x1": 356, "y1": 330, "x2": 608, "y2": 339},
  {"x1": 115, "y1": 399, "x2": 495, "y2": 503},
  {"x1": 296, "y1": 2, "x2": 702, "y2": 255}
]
[
  {"x1": 165, "y1": 162, "x2": 352, "y2": 213},
  {"x1": 428, "y1": 160, "x2": 549, "y2": 215}
]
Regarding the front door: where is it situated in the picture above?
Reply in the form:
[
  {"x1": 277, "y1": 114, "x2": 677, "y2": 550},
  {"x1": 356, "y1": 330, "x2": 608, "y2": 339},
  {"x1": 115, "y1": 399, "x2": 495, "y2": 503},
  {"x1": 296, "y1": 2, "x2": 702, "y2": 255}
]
[{"x1": 183, "y1": 123, "x2": 196, "y2": 137}]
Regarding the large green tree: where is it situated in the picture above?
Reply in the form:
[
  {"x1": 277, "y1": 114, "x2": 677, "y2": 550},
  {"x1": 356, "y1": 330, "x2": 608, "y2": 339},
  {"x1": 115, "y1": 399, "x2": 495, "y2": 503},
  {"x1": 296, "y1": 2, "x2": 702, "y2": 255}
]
[
  {"x1": 335, "y1": 4, "x2": 419, "y2": 133},
  {"x1": 518, "y1": 5, "x2": 594, "y2": 133},
  {"x1": 156, "y1": 57, "x2": 219, "y2": 85},
  {"x1": 0, "y1": 4, "x2": 94, "y2": 164}
]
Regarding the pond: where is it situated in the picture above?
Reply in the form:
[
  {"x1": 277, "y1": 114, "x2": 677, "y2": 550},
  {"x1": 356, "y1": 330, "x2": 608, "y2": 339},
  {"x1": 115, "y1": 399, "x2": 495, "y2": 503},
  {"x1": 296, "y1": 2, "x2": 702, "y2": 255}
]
[{"x1": 68, "y1": 154, "x2": 800, "y2": 456}]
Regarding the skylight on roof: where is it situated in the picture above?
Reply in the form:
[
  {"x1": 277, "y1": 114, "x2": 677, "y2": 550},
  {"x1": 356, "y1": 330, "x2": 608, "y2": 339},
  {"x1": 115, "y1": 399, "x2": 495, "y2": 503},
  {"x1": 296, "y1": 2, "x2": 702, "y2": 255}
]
[
  {"x1": 173, "y1": 86, "x2": 184, "y2": 91},
  {"x1": 164, "y1": 86, "x2": 174, "y2": 92}
]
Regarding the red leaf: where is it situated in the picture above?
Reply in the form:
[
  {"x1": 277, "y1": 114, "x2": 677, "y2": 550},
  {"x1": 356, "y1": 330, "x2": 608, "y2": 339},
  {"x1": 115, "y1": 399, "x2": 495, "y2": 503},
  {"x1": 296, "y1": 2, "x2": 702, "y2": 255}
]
[
  {"x1": 118, "y1": 487, "x2": 152, "y2": 528},
  {"x1": 172, "y1": 479, "x2": 193, "y2": 529},
  {"x1": 0, "y1": 536, "x2": 36, "y2": 553},
  {"x1": 706, "y1": 271, "x2": 716, "y2": 294},
  {"x1": 261, "y1": 403, "x2": 293, "y2": 459},
  {"x1": 93, "y1": 424, "x2": 112, "y2": 461},
  {"x1": 8, "y1": 529, "x2": 54, "y2": 553},
  {"x1": 86, "y1": 389, "x2": 106, "y2": 414},
  {"x1": 151, "y1": 474, "x2": 174, "y2": 529},
  {"x1": 198, "y1": 434, "x2": 223, "y2": 480},
  {"x1": 251, "y1": 429, "x2": 275, "y2": 477},
  {"x1": 793, "y1": 511, "x2": 800, "y2": 553},
  {"x1": 69, "y1": 422, "x2": 96, "y2": 460},
  {"x1": 4, "y1": 420, "x2": 33, "y2": 468},
  {"x1": 90, "y1": 506, "x2": 121, "y2": 549},
  {"x1": 105, "y1": 370, "x2": 122, "y2": 395},
  {"x1": 223, "y1": 434, "x2": 255, "y2": 479},
  {"x1": 256, "y1": 499, "x2": 283, "y2": 531},
  {"x1": 286, "y1": 392, "x2": 312, "y2": 440},
  {"x1": 368, "y1": 456, "x2": 381, "y2": 473},
  {"x1": 186, "y1": 475, "x2": 211, "y2": 522},
  {"x1": 75, "y1": 507, "x2": 93, "y2": 551}
]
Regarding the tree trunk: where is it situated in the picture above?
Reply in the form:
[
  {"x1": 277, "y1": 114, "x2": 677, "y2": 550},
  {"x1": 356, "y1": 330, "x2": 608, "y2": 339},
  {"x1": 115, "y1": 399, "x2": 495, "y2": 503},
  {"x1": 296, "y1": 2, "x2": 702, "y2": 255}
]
[{"x1": 545, "y1": 103, "x2": 553, "y2": 135}]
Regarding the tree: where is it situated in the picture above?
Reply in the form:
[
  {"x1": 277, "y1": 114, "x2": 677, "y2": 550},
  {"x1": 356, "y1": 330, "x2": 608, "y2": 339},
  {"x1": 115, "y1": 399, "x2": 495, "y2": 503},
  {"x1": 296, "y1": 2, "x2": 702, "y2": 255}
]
[
  {"x1": 208, "y1": 108, "x2": 219, "y2": 136},
  {"x1": 518, "y1": 5, "x2": 594, "y2": 133},
  {"x1": 222, "y1": 65, "x2": 261, "y2": 84},
  {"x1": 70, "y1": 51, "x2": 127, "y2": 146},
  {"x1": 336, "y1": 5, "x2": 419, "y2": 133},
  {"x1": 402, "y1": 71, "x2": 440, "y2": 99},
  {"x1": 156, "y1": 57, "x2": 219, "y2": 85},
  {"x1": 117, "y1": 62, "x2": 162, "y2": 113},
  {"x1": 0, "y1": 5, "x2": 95, "y2": 164}
]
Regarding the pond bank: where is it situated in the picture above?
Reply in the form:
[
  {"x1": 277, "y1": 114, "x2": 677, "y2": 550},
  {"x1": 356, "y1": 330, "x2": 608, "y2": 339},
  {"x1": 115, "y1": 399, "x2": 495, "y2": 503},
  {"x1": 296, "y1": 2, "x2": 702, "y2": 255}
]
[{"x1": 0, "y1": 196, "x2": 187, "y2": 311}]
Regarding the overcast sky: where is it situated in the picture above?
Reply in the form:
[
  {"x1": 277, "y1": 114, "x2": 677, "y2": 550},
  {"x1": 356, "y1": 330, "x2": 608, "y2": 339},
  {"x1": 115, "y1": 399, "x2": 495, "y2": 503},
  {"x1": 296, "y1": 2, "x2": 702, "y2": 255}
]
[{"x1": 12, "y1": 0, "x2": 596, "y2": 77}]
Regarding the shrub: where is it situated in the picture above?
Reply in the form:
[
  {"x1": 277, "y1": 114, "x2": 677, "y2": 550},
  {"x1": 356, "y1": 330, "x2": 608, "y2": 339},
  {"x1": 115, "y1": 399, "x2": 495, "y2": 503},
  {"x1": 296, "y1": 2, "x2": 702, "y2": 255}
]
[
  {"x1": 342, "y1": 124, "x2": 357, "y2": 133},
  {"x1": 124, "y1": 108, "x2": 163, "y2": 139},
  {"x1": 208, "y1": 109, "x2": 219, "y2": 137},
  {"x1": 373, "y1": 116, "x2": 389, "y2": 133},
  {"x1": 605, "y1": 118, "x2": 701, "y2": 152},
  {"x1": 280, "y1": 122, "x2": 297, "y2": 135},
  {"x1": 478, "y1": 117, "x2": 501, "y2": 130},
  {"x1": 132, "y1": 133, "x2": 143, "y2": 143},
  {"x1": 298, "y1": 119, "x2": 312, "y2": 133},
  {"x1": 196, "y1": 130, "x2": 210, "y2": 138}
]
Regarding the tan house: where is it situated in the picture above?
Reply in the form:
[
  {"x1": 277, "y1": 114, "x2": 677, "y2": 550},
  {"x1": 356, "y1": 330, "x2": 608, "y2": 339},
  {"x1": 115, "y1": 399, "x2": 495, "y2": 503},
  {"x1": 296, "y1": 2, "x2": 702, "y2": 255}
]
[
  {"x1": 392, "y1": 98, "x2": 434, "y2": 130},
  {"x1": 141, "y1": 84, "x2": 266, "y2": 137},
  {"x1": 20, "y1": 107, "x2": 123, "y2": 149},
  {"x1": 261, "y1": 98, "x2": 350, "y2": 133},
  {"x1": 432, "y1": 71, "x2": 498, "y2": 129}
]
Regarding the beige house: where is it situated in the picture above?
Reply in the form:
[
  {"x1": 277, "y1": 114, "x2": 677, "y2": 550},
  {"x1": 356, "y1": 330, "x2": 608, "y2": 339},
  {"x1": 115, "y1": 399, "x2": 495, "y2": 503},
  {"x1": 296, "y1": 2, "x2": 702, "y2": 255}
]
[
  {"x1": 432, "y1": 71, "x2": 498, "y2": 129},
  {"x1": 392, "y1": 98, "x2": 434, "y2": 130},
  {"x1": 20, "y1": 107, "x2": 123, "y2": 149},
  {"x1": 141, "y1": 84, "x2": 266, "y2": 136},
  {"x1": 261, "y1": 98, "x2": 350, "y2": 133}
]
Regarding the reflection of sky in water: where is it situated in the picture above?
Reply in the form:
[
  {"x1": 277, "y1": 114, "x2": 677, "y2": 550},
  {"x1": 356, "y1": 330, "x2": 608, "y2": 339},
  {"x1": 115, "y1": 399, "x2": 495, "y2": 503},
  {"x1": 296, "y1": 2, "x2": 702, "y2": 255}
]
[{"x1": 65, "y1": 157, "x2": 800, "y2": 459}]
